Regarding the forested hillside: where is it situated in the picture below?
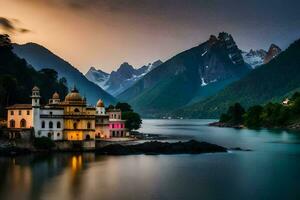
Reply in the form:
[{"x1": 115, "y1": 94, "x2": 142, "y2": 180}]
[{"x1": 0, "y1": 34, "x2": 68, "y2": 118}]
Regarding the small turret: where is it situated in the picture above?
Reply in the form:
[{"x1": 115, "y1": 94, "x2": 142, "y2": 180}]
[
  {"x1": 31, "y1": 86, "x2": 40, "y2": 107},
  {"x1": 96, "y1": 99, "x2": 106, "y2": 115}
]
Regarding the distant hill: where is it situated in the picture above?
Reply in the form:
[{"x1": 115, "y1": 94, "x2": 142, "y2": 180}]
[
  {"x1": 0, "y1": 35, "x2": 68, "y2": 118},
  {"x1": 85, "y1": 60, "x2": 163, "y2": 96},
  {"x1": 175, "y1": 38, "x2": 300, "y2": 118},
  {"x1": 13, "y1": 43, "x2": 116, "y2": 105},
  {"x1": 117, "y1": 32, "x2": 251, "y2": 117}
]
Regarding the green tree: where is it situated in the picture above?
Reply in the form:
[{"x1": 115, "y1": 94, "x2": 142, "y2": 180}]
[
  {"x1": 122, "y1": 112, "x2": 142, "y2": 131},
  {"x1": 244, "y1": 105, "x2": 263, "y2": 128},
  {"x1": 115, "y1": 102, "x2": 133, "y2": 112}
]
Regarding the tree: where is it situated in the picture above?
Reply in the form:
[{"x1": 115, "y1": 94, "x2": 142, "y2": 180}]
[
  {"x1": 115, "y1": 102, "x2": 133, "y2": 112},
  {"x1": 0, "y1": 34, "x2": 12, "y2": 49},
  {"x1": 122, "y1": 112, "x2": 142, "y2": 131},
  {"x1": 244, "y1": 105, "x2": 263, "y2": 128},
  {"x1": 221, "y1": 103, "x2": 245, "y2": 125}
]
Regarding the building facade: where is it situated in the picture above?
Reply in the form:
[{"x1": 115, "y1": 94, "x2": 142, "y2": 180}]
[{"x1": 6, "y1": 86, "x2": 127, "y2": 141}]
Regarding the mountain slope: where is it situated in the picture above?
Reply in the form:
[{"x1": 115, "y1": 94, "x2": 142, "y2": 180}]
[
  {"x1": 85, "y1": 67, "x2": 110, "y2": 89},
  {"x1": 13, "y1": 43, "x2": 116, "y2": 105},
  {"x1": 0, "y1": 35, "x2": 68, "y2": 117},
  {"x1": 175, "y1": 39, "x2": 300, "y2": 118},
  {"x1": 118, "y1": 32, "x2": 251, "y2": 117},
  {"x1": 85, "y1": 60, "x2": 163, "y2": 96}
]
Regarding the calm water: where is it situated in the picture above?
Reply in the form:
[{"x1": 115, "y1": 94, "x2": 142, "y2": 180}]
[{"x1": 1, "y1": 119, "x2": 300, "y2": 200}]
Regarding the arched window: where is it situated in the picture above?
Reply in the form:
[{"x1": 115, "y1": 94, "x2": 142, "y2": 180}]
[
  {"x1": 20, "y1": 119, "x2": 26, "y2": 128},
  {"x1": 85, "y1": 134, "x2": 90, "y2": 140},
  {"x1": 42, "y1": 121, "x2": 45, "y2": 128},
  {"x1": 57, "y1": 121, "x2": 61, "y2": 128},
  {"x1": 48, "y1": 132, "x2": 52, "y2": 138},
  {"x1": 49, "y1": 121, "x2": 53, "y2": 129},
  {"x1": 73, "y1": 123, "x2": 77, "y2": 129},
  {"x1": 57, "y1": 132, "x2": 60, "y2": 137},
  {"x1": 74, "y1": 108, "x2": 80, "y2": 112},
  {"x1": 87, "y1": 122, "x2": 91, "y2": 129},
  {"x1": 10, "y1": 119, "x2": 15, "y2": 128}
]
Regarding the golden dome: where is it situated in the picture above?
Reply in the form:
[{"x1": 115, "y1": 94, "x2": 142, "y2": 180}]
[
  {"x1": 52, "y1": 92, "x2": 60, "y2": 99},
  {"x1": 65, "y1": 87, "x2": 83, "y2": 102},
  {"x1": 96, "y1": 99, "x2": 105, "y2": 107}
]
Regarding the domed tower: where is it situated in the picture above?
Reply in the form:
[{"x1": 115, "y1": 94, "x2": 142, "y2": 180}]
[
  {"x1": 31, "y1": 86, "x2": 41, "y2": 136},
  {"x1": 96, "y1": 99, "x2": 105, "y2": 115},
  {"x1": 49, "y1": 92, "x2": 60, "y2": 104}
]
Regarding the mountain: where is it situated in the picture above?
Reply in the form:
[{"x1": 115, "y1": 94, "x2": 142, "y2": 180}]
[
  {"x1": 12, "y1": 43, "x2": 116, "y2": 105},
  {"x1": 85, "y1": 60, "x2": 163, "y2": 96},
  {"x1": 242, "y1": 49, "x2": 267, "y2": 68},
  {"x1": 242, "y1": 44, "x2": 281, "y2": 68},
  {"x1": 0, "y1": 35, "x2": 68, "y2": 117},
  {"x1": 174, "y1": 38, "x2": 300, "y2": 119},
  {"x1": 264, "y1": 44, "x2": 282, "y2": 64},
  {"x1": 118, "y1": 32, "x2": 251, "y2": 117},
  {"x1": 85, "y1": 67, "x2": 110, "y2": 89}
]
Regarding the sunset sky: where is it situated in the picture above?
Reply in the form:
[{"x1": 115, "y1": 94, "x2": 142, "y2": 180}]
[{"x1": 0, "y1": 0, "x2": 300, "y2": 73}]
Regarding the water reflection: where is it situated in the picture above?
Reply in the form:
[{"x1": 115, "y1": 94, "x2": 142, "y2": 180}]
[{"x1": 1, "y1": 120, "x2": 300, "y2": 200}]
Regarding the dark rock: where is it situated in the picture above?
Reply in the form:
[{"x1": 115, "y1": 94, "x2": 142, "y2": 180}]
[{"x1": 95, "y1": 140, "x2": 227, "y2": 155}]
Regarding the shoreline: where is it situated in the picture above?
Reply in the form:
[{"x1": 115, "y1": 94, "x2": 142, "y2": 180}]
[
  {"x1": 209, "y1": 121, "x2": 300, "y2": 132},
  {"x1": 0, "y1": 139, "x2": 228, "y2": 156}
]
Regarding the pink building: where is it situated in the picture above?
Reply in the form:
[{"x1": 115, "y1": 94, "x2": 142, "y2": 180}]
[{"x1": 107, "y1": 109, "x2": 127, "y2": 137}]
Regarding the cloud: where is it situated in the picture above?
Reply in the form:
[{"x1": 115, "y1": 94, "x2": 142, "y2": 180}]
[
  {"x1": 0, "y1": 17, "x2": 31, "y2": 34},
  {"x1": 0, "y1": 17, "x2": 15, "y2": 32}
]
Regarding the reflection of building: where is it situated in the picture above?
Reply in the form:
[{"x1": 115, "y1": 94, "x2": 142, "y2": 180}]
[{"x1": 7, "y1": 86, "x2": 127, "y2": 141}]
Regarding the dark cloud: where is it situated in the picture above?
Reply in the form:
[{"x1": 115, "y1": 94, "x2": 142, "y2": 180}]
[
  {"x1": 0, "y1": 17, "x2": 15, "y2": 32},
  {"x1": 0, "y1": 17, "x2": 31, "y2": 34}
]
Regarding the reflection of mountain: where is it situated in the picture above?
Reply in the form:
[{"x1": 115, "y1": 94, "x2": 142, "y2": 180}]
[
  {"x1": 85, "y1": 60, "x2": 163, "y2": 96},
  {"x1": 118, "y1": 32, "x2": 251, "y2": 117},
  {"x1": 12, "y1": 43, "x2": 116, "y2": 105}
]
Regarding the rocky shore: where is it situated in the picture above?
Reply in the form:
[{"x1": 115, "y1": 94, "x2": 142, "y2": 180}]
[
  {"x1": 95, "y1": 140, "x2": 227, "y2": 155},
  {"x1": 209, "y1": 121, "x2": 243, "y2": 129},
  {"x1": 209, "y1": 121, "x2": 300, "y2": 132},
  {"x1": 0, "y1": 139, "x2": 228, "y2": 156}
]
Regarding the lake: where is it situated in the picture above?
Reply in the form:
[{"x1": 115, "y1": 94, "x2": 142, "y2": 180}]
[{"x1": 1, "y1": 119, "x2": 300, "y2": 200}]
